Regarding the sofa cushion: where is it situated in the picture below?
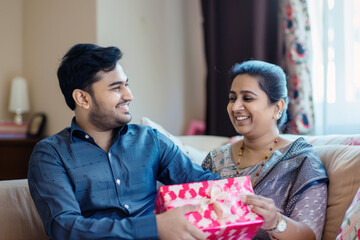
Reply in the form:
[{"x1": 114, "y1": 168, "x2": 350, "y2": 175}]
[
  {"x1": 336, "y1": 186, "x2": 360, "y2": 239},
  {"x1": 314, "y1": 145, "x2": 360, "y2": 240},
  {"x1": 288, "y1": 134, "x2": 360, "y2": 146},
  {"x1": 0, "y1": 179, "x2": 48, "y2": 239},
  {"x1": 230, "y1": 134, "x2": 360, "y2": 146}
]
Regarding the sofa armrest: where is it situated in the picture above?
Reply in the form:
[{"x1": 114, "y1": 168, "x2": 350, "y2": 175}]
[
  {"x1": 314, "y1": 145, "x2": 360, "y2": 240},
  {"x1": 0, "y1": 179, "x2": 48, "y2": 239}
]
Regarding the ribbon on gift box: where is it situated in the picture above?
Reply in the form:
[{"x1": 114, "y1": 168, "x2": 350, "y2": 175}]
[
  {"x1": 198, "y1": 182, "x2": 233, "y2": 221},
  {"x1": 165, "y1": 181, "x2": 244, "y2": 225}
]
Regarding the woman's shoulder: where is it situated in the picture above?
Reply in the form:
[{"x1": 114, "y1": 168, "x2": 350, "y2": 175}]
[
  {"x1": 208, "y1": 143, "x2": 232, "y2": 156},
  {"x1": 280, "y1": 136, "x2": 314, "y2": 152},
  {"x1": 276, "y1": 136, "x2": 322, "y2": 164}
]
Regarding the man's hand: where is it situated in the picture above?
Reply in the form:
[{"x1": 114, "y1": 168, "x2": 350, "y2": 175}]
[{"x1": 156, "y1": 205, "x2": 207, "y2": 240}]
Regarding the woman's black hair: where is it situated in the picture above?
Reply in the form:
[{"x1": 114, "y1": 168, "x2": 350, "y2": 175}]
[{"x1": 229, "y1": 60, "x2": 289, "y2": 131}]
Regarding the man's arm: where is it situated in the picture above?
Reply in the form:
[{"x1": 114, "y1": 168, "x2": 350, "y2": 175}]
[
  {"x1": 28, "y1": 142, "x2": 158, "y2": 239},
  {"x1": 154, "y1": 130, "x2": 220, "y2": 185}
]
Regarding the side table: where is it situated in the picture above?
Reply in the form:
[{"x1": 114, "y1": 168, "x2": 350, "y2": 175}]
[{"x1": 0, "y1": 137, "x2": 42, "y2": 180}]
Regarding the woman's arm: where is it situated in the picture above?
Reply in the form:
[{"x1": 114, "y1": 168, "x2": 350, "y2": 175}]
[
  {"x1": 267, "y1": 213, "x2": 316, "y2": 240},
  {"x1": 242, "y1": 183, "x2": 327, "y2": 240}
]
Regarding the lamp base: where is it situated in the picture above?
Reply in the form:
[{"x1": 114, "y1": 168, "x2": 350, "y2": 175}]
[{"x1": 14, "y1": 113, "x2": 23, "y2": 125}]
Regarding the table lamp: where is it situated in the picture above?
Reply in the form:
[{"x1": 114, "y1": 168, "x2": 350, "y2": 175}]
[{"x1": 8, "y1": 77, "x2": 30, "y2": 125}]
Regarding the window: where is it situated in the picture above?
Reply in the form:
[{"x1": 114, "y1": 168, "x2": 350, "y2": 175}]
[{"x1": 308, "y1": 0, "x2": 360, "y2": 134}]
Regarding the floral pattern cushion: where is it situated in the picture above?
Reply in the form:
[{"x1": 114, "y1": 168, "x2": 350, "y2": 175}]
[{"x1": 336, "y1": 186, "x2": 360, "y2": 240}]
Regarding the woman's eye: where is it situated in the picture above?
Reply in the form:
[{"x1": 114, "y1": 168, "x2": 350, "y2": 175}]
[
  {"x1": 243, "y1": 97, "x2": 253, "y2": 101},
  {"x1": 229, "y1": 96, "x2": 236, "y2": 102}
]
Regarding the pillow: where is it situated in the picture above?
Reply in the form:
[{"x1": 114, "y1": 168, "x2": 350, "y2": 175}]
[
  {"x1": 140, "y1": 117, "x2": 208, "y2": 165},
  {"x1": 140, "y1": 117, "x2": 184, "y2": 148},
  {"x1": 313, "y1": 145, "x2": 360, "y2": 240},
  {"x1": 177, "y1": 135, "x2": 230, "y2": 153},
  {"x1": 336, "y1": 186, "x2": 360, "y2": 239}
]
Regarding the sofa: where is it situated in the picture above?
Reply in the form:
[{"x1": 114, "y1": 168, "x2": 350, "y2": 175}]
[{"x1": 0, "y1": 117, "x2": 359, "y2": 240}]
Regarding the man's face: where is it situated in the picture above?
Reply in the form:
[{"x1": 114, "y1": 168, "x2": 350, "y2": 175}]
[{"x1": 88, "y1": 63, "x2": 133, "y2": 131}]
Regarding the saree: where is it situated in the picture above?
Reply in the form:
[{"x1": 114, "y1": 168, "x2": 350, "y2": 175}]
[{"x1": 202, "y1": 137, "x2": 328, "y2": 239}]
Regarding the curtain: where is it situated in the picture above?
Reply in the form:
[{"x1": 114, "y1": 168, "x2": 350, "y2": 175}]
[
  {"x1": 201, "y1": 0, "x2": 281, "y2": 137},
  {"x1": 280, "y1": 0, "x2": 314, "y2": 135}
]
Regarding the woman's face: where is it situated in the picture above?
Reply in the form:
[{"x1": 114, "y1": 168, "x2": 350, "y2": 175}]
[{"x1": 227, "y1": 74, "x2": 278, "y2": 137}]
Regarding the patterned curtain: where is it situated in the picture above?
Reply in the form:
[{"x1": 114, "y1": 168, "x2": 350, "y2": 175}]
[{"x1": 280, "y1": 0, "x2": 314, "y2": 135}]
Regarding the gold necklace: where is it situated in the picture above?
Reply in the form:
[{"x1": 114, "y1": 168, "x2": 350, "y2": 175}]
[{"x1": 236, "y1": 137, "x2": 279, "y2": 185}]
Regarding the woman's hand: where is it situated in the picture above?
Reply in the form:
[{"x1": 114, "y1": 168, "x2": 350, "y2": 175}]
[
  {"x1": 242, "y1": 194, "x2": 316, "y2": 240},
  {"x1": 241, "y1": 194, "x2": 280, "y2": 230}
]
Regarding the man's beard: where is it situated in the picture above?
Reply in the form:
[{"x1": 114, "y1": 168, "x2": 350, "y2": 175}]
[{"x1": 89, "y1": 96, "x2": 132, "y2": 131}]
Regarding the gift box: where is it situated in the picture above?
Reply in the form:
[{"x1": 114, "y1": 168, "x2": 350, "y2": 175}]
[{"x1": 155, "y1": 176, "x2": 264, "y2": 240}]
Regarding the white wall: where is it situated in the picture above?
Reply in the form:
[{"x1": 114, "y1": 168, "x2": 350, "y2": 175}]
[
  {"x1": 23, "y1": 0, "x2": 97, "y2": 135},
  {"x1": 97, "y1": 0, "x2": 206, "y2": 135},
  {"x1": 0, "y1": 0, "x2": 23, "y2": 122},
  {"x1": 0, "y1": 0, "x2": 205, "y2": 136}
]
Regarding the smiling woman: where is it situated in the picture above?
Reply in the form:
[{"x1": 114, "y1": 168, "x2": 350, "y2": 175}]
[{"x1": 202, "y1": 60, "x2": 328, "y2": 240}]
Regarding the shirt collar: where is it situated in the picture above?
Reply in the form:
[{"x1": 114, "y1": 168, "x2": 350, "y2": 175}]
[{"x1": 69, "y1": 117, "x2": 129, "y2": 143}]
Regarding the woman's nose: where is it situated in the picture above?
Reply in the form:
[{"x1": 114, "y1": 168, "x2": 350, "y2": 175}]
[{"x1": 232, "y1": 99, "x2": 245, "y2": 111}]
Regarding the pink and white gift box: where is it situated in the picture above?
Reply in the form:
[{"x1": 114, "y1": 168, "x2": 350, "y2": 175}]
[{"x1": 155, "y1": 176, "x2": 264, "y2": 240}]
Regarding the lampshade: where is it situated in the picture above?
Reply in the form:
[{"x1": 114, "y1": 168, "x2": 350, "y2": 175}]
[{"x1": 9, "y1": 77, "x2": 30, "y2": 124}]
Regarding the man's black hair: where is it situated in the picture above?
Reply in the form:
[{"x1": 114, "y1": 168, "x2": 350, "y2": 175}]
[{"x1": 57, "y1": 43, "x2": 122, "y2": 110}]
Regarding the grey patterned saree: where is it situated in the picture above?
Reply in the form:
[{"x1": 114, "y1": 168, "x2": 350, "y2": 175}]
[{"x1": 201, "y1": 137, "x2": 328, "y2": 240}]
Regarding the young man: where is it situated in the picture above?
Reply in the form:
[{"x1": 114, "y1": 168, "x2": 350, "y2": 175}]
[{"x1": 28, "y1": 43, "x2": 219, "y2": 239}]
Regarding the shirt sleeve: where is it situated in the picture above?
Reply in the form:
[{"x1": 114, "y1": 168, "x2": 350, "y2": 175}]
[
  {"x1": 288, "y1": 182, "x2": 328, "y2": 240},
  {"x1": 28, "y1": 142, "x2": 158, "y2": 240},
  {"x1": 154, "y1": 130, "x2": 220, "y2": 185}
]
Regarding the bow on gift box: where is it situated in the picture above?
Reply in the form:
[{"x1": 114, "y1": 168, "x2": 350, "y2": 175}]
[
  {"x1": 166, "y1": 181, "x2": 244, "y2": 225},
  {"x1": 198, "y1": 182, "x2": 234, "y2": 221},
  {"x1": 156, "y1": 176, "x2": 264, "y2": 239}
]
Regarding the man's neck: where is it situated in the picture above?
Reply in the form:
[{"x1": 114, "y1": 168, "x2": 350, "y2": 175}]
[
  {"x1": 89, "y1": 130, "x2": 115, "y2": 153},
  {"x1": 75, "y1": 118, "x2": 115, "y2": 153}
]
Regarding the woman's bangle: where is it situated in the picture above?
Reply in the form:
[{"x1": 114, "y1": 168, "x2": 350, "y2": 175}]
[{"x1": 264, "y1": 213, "x2": 281, "y2": 232}]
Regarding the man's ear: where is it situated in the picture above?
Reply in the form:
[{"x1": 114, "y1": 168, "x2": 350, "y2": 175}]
[{"x1": 72, "y1": 89, "x2": 91, "y2": 110}]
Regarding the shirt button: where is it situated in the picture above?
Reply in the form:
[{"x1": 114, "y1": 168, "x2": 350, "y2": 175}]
[
  {"x1": 108, "y1": 153, "x2": 111, "y2": 158},
  {"x1": 85, "y1": 134, "x2": 90, "y2": 139},
  {"x1": 124, "y1": 204, "x2": 129, "y2": 209},
  {"x1": 116, "y1": 179, "x2": 121, "y2": 185}
]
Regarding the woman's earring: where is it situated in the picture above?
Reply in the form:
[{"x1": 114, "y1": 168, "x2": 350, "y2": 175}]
[{"x1": 276, "y1": 111, "x2": 282, "y2": 119}]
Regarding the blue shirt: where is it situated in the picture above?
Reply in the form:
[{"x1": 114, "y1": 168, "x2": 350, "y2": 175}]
[{"x1": 28, "y1": 119, "x2": 219, "y2": 239}]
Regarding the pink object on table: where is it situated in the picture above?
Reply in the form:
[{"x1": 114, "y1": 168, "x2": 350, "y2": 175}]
[{"x1": 186, "y1": 120, "x2": 206, "y2": 135}]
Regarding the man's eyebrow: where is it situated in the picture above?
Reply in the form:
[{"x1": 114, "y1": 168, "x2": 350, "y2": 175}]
[
  {"x1": 229, "y1": 90, "x2": 257, "y2": 96},
  {"x1": 108, "y1": 79, "x2": 129, "y2": 87}
]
